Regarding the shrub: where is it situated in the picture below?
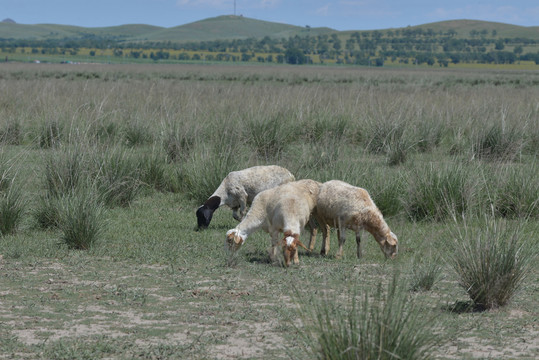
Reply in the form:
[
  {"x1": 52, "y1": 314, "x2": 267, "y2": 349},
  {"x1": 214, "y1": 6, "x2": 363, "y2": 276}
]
[
  {"x1": 57, "y1": 187, "x2": 106, "y2": 250},
  {"x1": 244, "y1": 112, "x2": 294, "y2": 159},
  {"x1": 90, "y1": 120, "x2": 119, "y2": 144},
  {"x1": 123, "y1": 120, "x2": 153, "y2": 147},
  {"x1": 34, "y1": 194, "x2": 61, "y2": 229},
  {"x1": 93, "y1": 150, "x2": 141, "y2": 207},
  {"x1": 163, "y1": 126, "x2": 196, "y2": 163},
  {"x1": 0, "y1": 184, "x2": 25, "y2": 236},
  {"x1": 179, "y1": 142, "x2": 241, "y2": 203},
  {"x1": 39, "y1": 120, "x2": 62, "y2": 148},
  {"x1": 416, "y1": 120, "x2": 444, "y2": 153},
  {"x1": 44, "y1": 147, "x2": 86, "y2": 198},
  {"x1": 405, "y1": 163, "x2": 472, "y2": 221},
  {"x1": 364, "y1": 168, "x2": 405, "y2": 218},
  {"x1": 447, "y1": 218, "x2": 536, "y2": 309},
  {"x1": 304, "y1": 114, "x2": 349, "y2": 143},
  {"x1": 298, "y1": 274, "x2": 437, "y2": 360},
  {"x1": 136, "y1": 151, "x2": 174, "y2": 192},
  {"x1": 473, "y1": 124, "x2": 523, "y2": 161},
  {"x1": 0, "y1": 120, "x2": 22, "y2": 145},
  {"x1": 409, "y1": 257, "x2": 442, "y2": 292},
  {"x1": 492, "y1": 164, "x2": 539, "y2": 219}
]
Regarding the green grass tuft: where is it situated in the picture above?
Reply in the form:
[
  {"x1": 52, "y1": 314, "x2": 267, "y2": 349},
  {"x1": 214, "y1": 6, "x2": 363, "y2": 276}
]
[
  {"x1": 447, "y1": 217, "x2": 536, "y2": 309},
  {"x1": 57, "y1": 187, "x2": 107, "y2": 250},
  {"x1": 298, "y1": 274, "x2": 438, "y2": 360},
  {"x1": 0, "y1": 183, "x2": 25, "y2": 236}
]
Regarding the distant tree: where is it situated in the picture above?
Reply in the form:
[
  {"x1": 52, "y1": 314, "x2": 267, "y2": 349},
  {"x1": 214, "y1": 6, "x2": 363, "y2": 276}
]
[
  {"x1": 513, "y1": 45, "x2": 523, "y2": 55},
  {"x1": 495, "y1": 39, "x2": 505, "y2": 50},
  {"x1": 285, "y1": 48, "x2": 306, "y2": 64}
]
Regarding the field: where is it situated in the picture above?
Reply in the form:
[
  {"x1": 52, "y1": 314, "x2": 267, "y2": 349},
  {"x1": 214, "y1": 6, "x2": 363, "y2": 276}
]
[{"x1": 0, "y1": 63, "x2": 538, "y2": 359}]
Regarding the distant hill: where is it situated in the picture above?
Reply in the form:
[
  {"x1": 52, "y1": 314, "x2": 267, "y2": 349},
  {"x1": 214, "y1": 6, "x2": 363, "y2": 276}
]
[
  {"x1": 411, "y1": 19, "x2": 539, "y2": 39},
  {"x1": 0, "y1": 16, "x2": 537, "y2": 43},
  {"x1": 2, "y1": 18, "x2": 16, "y2": 24},
  {"x1": 136, "y1": 15, "x2": 333, "y2": 42}
]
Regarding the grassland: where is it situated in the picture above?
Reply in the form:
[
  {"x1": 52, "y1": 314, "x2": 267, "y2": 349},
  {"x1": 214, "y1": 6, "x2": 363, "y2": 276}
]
[{"x1": 0, "y1": 63, "x2": 538, "y2": 359}]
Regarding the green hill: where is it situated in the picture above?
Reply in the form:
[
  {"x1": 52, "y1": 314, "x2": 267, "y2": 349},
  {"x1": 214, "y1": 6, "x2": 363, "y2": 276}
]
[
  {"x1": 136, "y1": 15, "x2": 333, "y2": 42},
  {"x1": 412, "y1": 19, "x2": 539, "y2": 39},
  {"x1": 0, "y1": 16, "x2": 537, "y2": 43}
]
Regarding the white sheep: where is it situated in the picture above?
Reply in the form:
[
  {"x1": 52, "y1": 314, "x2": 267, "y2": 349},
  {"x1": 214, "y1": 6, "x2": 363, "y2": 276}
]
[
  {"x1": 312, "y1": 180, "x2": 398, "y2": 259},
  {"x1": 225, "y1": 179, "x2": 321, "y2": 266},
  {"x1": 196, "y1": 165, "x2": 295, "y2": 229}
]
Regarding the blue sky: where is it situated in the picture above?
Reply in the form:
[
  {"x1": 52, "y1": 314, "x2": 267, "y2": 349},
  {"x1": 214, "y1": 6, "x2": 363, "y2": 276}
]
[{"x1": 1, "y1": 0, "x2": 538, "y2": 30}]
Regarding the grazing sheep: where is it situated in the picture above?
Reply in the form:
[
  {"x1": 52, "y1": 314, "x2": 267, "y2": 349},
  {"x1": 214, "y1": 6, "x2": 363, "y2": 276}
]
[
  {"x1": 196, "y1": 165, "x2": 295, "y2": 229},
  {"x1": 226, "y1": 179, "x2": 321, "y2": 266},
  {"x1": 313, "y1": 180, "x2": 398, "y2": 259}
]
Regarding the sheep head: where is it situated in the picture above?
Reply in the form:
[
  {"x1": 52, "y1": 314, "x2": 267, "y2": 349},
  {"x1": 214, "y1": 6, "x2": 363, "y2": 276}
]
[
  {"x1": 196, "y1": 196, "x2": 221, "y2": 229},
  {"x1": 281, "y1": 231, "x2": 309, "y2": 267},
  {"x1": 380, "y1": 231, "x2": 398, "y2": 259},
  {"x1": 226, "y1": 229, "x2": 246, "y2": 253}
]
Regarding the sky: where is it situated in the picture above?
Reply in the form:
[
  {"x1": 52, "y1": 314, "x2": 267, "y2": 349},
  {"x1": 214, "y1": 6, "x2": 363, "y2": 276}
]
[{"x1": 1, "y1": 0, "x2": 538, "y2": 31}]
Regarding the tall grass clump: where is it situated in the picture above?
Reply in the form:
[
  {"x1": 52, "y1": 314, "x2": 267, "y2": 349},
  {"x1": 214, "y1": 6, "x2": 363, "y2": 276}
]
[
  {"x1": 360, "y1": 167, "x2": 406, "y2": 218},
  {"x1": 93, "y1": 149, "x2": 141, "y2": 207},
  {"x1": 89, "y1": 118, "x2": 119, "y2": 144},
  {"x1": 473, "y1": 123, "x2": 523, "y2": 161},
  {"x1": 365, "y1": 119, "x2": 412, "y2": 166},
  {"x1": 34, "y1": 194, "x2": 61, "y2": 229},
  {"x1": 123, "y1": 120, "x2": 153, "y2": 147},
  {"x1": 297, "y1": 274, "x2": 437, "y2": 360},
  {"x1": 43, "y1": 147, "x2": 86, "y2": 198},
  {"x1": 405, "y1": 163, "x2": 472, "y2": 221},
  {"x1": 179, "y1": 141, "x2": 243, "y2": 203},
  {"x1": 304, "y1": 114, "x2": 349, "y2": 143},
  {"x1": 447, "y1": 217, "x2": 536, "y2": 309},
  {"x1": 409, "y1": 256, "x2": 443, "y2": 292},
  {"x1": 0, "y1": 183, "x2": 25, "y2": 236},
  {"x1": 416, "y1": 120, "x2": 444, "y2": 153},
  {"x1": 39, "y1": 120, "x2": 62, "y2": 148},
  {"x1": 163, "y1": 124, "x2": 196, "y2": 163},
  {"x1": 244, "y1": 112, "x2": 295, "y2": 159},
  {"x1": 491, "y1": 164, "x2": 539, "y2": 219},
  {"x1": 136, "y1": 150, "x2": 180, "y2": 193},
  {"x1": 57, "y1": 186, "x2": 106, "y2": 250},
  {"x1": 0, "y1": 120, "x2": 22, "y2": 145}
]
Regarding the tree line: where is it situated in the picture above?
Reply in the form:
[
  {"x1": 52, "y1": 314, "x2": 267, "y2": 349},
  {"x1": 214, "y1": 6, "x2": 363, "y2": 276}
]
[{"x1": 1, "y1": 27, "x2": 538, "y2": 66}]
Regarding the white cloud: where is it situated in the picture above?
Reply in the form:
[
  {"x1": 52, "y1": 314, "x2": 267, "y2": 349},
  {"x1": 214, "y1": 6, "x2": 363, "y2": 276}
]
[{"x1": 315, "y1": 3, "x2": 331, "y2": 16}]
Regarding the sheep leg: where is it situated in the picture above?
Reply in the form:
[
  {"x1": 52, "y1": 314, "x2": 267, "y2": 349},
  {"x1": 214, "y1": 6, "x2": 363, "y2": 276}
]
[
  {"x1": 307, "y1": 217, "x2": 317, "y2": 251},
  {"x1": 355, "y1": 232, "x2": 362, "y2": 259},
  {"x1": 268, "y1": 232, "x2": 280, "y2": 264},
  {"x1": 336, "y1": 227, "x2": 345, "y2": 259},
  {"x1": 321, "y1": 223, "x2": 330, "y2": 256}
]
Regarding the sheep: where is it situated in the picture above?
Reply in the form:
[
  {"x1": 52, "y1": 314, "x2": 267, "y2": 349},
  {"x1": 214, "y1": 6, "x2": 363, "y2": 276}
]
[
  {"x1": 225, "y1": 179, "x2": 321, "y2": 266},
  {"x1": 196, "y1": 165, "x2": 295, "y2": 229},
  {"x1": 312, "y1": 180, "x2": 398, "y2": 260}
]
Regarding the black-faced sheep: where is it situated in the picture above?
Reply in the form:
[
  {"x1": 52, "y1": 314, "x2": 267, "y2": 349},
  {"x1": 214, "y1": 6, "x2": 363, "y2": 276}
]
[{"x1": 196, "y1": 165, "x2": 295, "y2": 229}]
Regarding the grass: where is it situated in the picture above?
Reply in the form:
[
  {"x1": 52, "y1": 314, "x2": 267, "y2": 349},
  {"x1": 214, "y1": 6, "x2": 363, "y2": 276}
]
[
  {"x1": 0, "y1": 63, "x2": 537, "y2": 359},
  {"x1": 447, "y1": 217, "x2": 537, "y2": 309},
  {"x1": 409, "y1": 256, "x2": 443, "y2": 292},
  {"x1": 297, "y1": 274, "x2": 438, "y2": 360},
  {"x1": 56, "y1": 186, "x2": 107, "y2": 250},
  {"x1": 0, "y1": 183, "x2": 25, "y2": 236}
]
